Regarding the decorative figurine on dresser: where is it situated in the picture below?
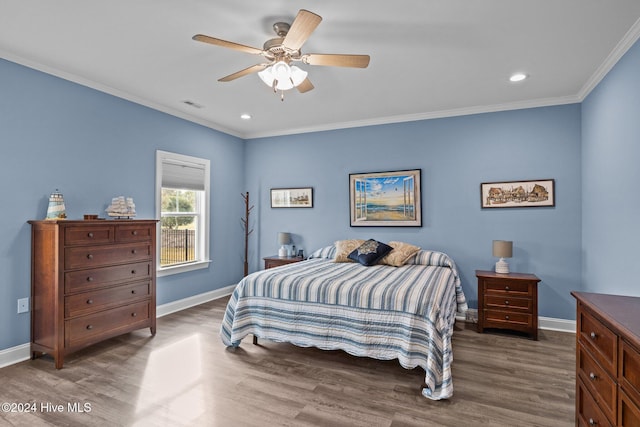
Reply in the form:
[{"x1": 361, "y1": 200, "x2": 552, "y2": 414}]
[{"x1": 28, "y1": 218, "x2": 158, "y2": 368}]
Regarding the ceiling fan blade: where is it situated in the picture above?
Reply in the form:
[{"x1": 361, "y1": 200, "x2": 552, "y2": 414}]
[
  {"x1": 218, "y1": 64, "x2": 269, "y2": 82},
  {"x1": 303, "y1": 53, "x2": 370, "y2": 68},
  {"x1": 192, "y1": 34, "x2": 264, "y2": 55},
  {"x1": 296, "y1": 78, "x2": 314, "y2": 93},
  {"x1": 282, "y1": 9, "x2": 322, "y2": 51}
]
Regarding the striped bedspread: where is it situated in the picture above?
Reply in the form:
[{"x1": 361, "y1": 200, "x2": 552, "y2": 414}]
[{"x1": 220, "y1": 248, "x2": 467, "y2": 400}]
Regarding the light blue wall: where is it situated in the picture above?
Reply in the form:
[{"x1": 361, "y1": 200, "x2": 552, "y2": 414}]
[
  {"x1": 245, "y1": 105, "x2": 583, "y2": 320},
  {"x1": 0, "y1": 59, "x2": 246, "y2": 351},
  {"x1": 582, "y1": 39, "x2": 640, "y2": 295}
]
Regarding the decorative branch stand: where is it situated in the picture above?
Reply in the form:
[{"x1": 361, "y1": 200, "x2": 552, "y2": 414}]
[{"x1": 241, "y1": 192, "x2": 254, "y2": 277}]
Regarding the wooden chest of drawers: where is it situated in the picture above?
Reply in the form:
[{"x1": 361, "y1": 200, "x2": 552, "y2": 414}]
[
  {"x1": 572, "y1": 292, "x2": 640, "y2": 426},
  {"x1": 476, "y1": 270, "x2": 540, "y2": 340},
  {"x1": 29, "y1": 219, "x2": 158, "y2": 368}
]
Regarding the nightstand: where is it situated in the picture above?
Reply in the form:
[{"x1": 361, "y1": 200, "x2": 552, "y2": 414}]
[
  {"x1": 476, "y1": 270, "x2": 540, "y2": 340},
  {"x1": 263, "y1": 255, "x2": 304, "y2": 269}
]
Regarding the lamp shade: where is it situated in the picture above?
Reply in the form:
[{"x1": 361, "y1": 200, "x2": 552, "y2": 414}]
[
  {"x1": 492, "y1": 240, "x2": 513, "y2": 258},
  {"x1": 278, "y1": 232, "x2": 292, "y2": 245}
]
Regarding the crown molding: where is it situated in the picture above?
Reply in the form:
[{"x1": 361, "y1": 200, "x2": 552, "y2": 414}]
[{"x1": 577, "y1": 17, "x2": 640, "y2": 101}]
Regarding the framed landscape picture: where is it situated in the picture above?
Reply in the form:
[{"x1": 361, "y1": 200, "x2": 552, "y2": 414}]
[
  {"x1": 480, "y1": 179, "x2": 555, "y2": 208},
  {"x1": 349, "y1": 169, "x2": 422, "y2": 227},
  {"x1": 270, "y1": 187, "x2": 313, "y2": 208}
]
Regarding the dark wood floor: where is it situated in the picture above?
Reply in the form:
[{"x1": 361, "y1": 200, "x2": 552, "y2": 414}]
[{"x1": 0, "y1": 297, "x2": 575, "y2": 426}]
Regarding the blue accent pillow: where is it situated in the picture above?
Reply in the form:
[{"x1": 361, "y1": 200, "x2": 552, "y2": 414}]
[{"x1": 348, "y1": 239, "x2": 393, "y2": 266}]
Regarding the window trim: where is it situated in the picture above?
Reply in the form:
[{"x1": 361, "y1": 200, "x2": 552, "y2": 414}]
[{"x1": 156, "y1": 150, "x2": 211, "y2": 276}]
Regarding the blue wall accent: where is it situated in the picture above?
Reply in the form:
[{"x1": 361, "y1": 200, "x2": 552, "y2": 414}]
[
  {"x1": 245, "y1": 106, "x2": 583, "y2": 320},
  {"x1": 582, "y1": 39, "x2": 640, "y2": 295},
  {"x1": 0, "y1": 59, "x2": 245, "y2": 351}
]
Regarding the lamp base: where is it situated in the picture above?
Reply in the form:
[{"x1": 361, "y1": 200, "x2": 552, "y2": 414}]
[
  {"x1": 495, "y1": 258, "x2": 510, "y2": 274},
  {"x1": 278, "y1": 246, "x2": 288, "y2": 257}
]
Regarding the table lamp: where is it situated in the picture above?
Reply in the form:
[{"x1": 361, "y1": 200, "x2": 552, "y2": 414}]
[
  {"x1": 493, "y1": 240, "x2": 513, "y2": 274},
  {"x1": 278, "y1": 232, "x2": 291, "y2": 257}
]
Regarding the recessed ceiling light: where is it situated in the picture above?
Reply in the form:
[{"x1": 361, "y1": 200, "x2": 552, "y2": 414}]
[
  {"x1": 509, "y1": 73, "x2": 528, "y2": 82},
  {"x1": 240, "y1": 113, "x2": 252, "y2": 120}
]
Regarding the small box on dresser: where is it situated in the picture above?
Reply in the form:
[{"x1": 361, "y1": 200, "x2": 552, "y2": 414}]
[
  {"x1": 28, "y1": 219, "x2": 158, "y2": 368},
  {"x1": 572, "y1": 291, "x2": 640, "y2": 427}
]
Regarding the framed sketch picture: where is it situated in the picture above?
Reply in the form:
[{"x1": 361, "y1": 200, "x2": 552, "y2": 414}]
[
  {"x1": 349, "y1": 169, "x2": 422, "y2": 227},
  {"x1": 480, "y1": 179, "x2": 555, "y2": 208},
  {"x1": 270, "y1": 187, "x2": 313, "y2": 208}
]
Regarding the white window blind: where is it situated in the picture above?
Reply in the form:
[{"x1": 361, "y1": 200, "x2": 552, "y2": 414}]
[{"x1": 161, "y1": 159, "x2": 206, "y2": 191}]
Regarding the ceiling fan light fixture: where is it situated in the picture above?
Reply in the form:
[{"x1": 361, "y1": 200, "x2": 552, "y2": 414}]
[{"x1": 258, "y1": 61, "x2": 307, "y2": 92}]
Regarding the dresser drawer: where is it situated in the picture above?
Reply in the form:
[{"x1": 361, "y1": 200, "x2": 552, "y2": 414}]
[
  {"x1": 64, "y1": 226, "x2": 114, "y2": 246},
  {"x1": 484, "y1": 279, "x2": 532, "y2": 296},
  {"x1": 577, "y1": 378, "x2": 614, "y2": 427},
  {"x1": 484, "y1": 309, "x2": 532, "y2": 327},
  {"x1": 621, "y1": 339, "x2": 640, "y2": 406},
  {"x1": 65, "y1": 301, "x2": 150, "y2": 347},
  {"x1": 116, "y1": 225, "x2": 154, "y2": 242},
  {"x1": 484, "y1": 295, "x2": 532, "y2": 312},
  {"x1": 64, "y1": 261, "x2": 152, "y2": 294},
  {"x1": 65, "y1": 281, "x2": 151, "y2": 318},
  {"x1": 578, "y1": 345, "x2": 616, "y2": 421},
  {"x1": 65, "y1": 243, "x2": 152, "y2": 269},
  {"x1": 579, "y1": 308, "x2": 617, "y2": 377},
  {"x1": 619, "y1": 389, "x2": 640, "y2": 427}
]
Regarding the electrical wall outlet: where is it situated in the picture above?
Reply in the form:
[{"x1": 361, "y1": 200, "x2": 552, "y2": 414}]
[{"x1": 17, "y1": 297, "x2": 29, "y2": 314}]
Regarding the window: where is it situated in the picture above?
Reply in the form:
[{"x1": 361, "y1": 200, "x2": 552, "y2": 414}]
[{"x1": 156, "y1": 150, "x2": 210, "y2": 276}]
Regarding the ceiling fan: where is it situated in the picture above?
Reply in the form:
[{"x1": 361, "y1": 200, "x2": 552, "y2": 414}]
[{"x1": 192, "y1": 9, "x2": 370, "y2": 100}]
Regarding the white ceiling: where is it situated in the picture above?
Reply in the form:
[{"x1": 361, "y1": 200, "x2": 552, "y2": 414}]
[{"x1": 2, "y1": 1, "x2": 640, "y2": 139}]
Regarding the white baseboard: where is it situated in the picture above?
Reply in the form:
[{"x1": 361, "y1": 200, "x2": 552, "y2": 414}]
[
  {"x1": 156, "y1": 284, "x2": 236, "y2": 318},
  {"x1": 0, "y1": 343, "x2": 30, "y2": 369},
  {"x1": 2, "y1": 292, "x2": 573, "y2": 369}
]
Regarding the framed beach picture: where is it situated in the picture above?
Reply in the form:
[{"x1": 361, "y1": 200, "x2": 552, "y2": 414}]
[
  {"x1": 349, "y1": 169, "x2": 422, "y2": 227},
  {"x1": 480, "y1": 179, "x2": 555, "y2": 208},
  {"x1": 270, "y1": 187, "x2": 313, "y2": 208}
]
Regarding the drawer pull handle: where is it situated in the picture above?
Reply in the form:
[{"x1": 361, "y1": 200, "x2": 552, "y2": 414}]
[
  {"x1": 86, "y1": 325, "x2": 93, "y2": 330},
  {"x1": 505, "y1": 286, "x2": 510, "y2": 291},
  {"x1": 131, "y1": 250, "x2": 137, "y2": 254},
  {"x1": 132, "y1": 231, "x2": 138, "y2": 236},
  {"x1": 131, "y1": 290, "x2": 136, "y2": 294},
  {"x1": 88, "y1": 232, "x2": 94, "y2": 238},
  {"x1": 590, "y1": 331, "x2": 597, "y2": 339},
  {"x1": 505, "y1": 300, "x2": 509, "y2": 305},
  {"x1": 87, "y1": 254, "x2": 93, "y2": 260},
  {"x1": 131, "y1": 270, "x2": 136, "y2": 274},
  {"x1": 87, "y1": 276, "x2": 94, "y2": 282},
  {"x1": 505, "y1": 315, "x2": 510, "y2": 320},
  {"x1": 588, "y1": 418, "x2": 596, "y2": 426},
  {"x1": 131, "y1": 312, "x2": 137, "y2": 317},
  {"x1": 86, "y1": 299, "x2": 93, "y2": 305},
  {"x1": 589, "y1": 372, "x2": 597, "y2": 380}
]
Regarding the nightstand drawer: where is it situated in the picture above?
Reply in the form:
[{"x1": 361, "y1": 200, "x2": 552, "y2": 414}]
[
  {"x1": 484, "y1": 295, "x2": 532, "y2": 312},
  {"x1": 484, "y1": 279, "x2": 532, "y2": 296},
  {"x1": 484, "y1": 309, "x2": 532, "y2": 327}
]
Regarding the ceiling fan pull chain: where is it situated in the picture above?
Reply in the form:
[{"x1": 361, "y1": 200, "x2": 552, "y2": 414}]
[{"x1": 281, "y1": 91, "x2": 285, "y2": 101}]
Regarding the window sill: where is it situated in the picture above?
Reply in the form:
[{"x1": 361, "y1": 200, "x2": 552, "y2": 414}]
[{"x1": 157, "y1": 260, "x2": 211, "y2": 277}]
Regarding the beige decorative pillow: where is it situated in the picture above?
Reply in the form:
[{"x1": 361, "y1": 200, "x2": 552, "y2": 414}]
[
  {"x1": 379, "y1": 241, "x2": 421, "y2": 267},
  {"x1": 334, "y1": 239, "x2": 366, "y2": 262}
]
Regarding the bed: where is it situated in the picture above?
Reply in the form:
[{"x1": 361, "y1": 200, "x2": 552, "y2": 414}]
[{"x1": 220, "y1": 241, "x2": 467, "y2": 400}]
